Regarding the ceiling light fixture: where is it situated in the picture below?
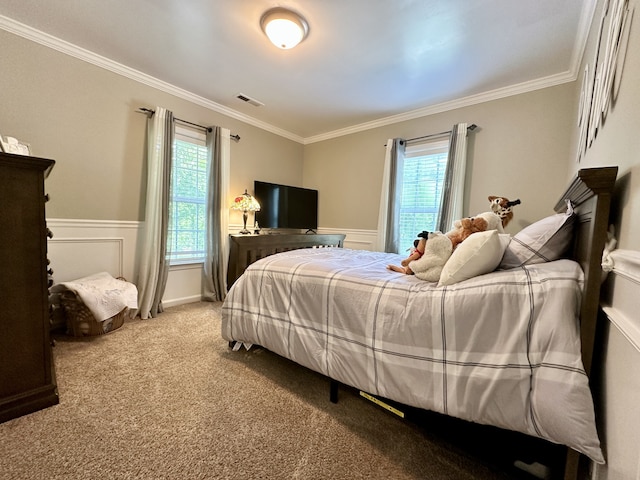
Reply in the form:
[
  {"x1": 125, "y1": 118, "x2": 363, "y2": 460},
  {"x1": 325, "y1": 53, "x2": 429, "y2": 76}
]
[{"x1": 260, "y1": 7, "x2": 309, "y2": 50}]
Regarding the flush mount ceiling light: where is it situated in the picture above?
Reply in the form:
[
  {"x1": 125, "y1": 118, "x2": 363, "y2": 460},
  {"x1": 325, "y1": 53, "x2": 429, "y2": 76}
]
[{"x1": 260, "y1": 7, "x2": 309, "y2": 50}]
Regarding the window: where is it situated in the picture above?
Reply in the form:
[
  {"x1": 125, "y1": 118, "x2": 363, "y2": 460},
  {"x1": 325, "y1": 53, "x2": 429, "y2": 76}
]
[
  {"x1": 167, "y1": 125, "x2": 208, "y2": 264},
  {"x1": 397, "y1": 139, "x2": 449, "y2": 255}
]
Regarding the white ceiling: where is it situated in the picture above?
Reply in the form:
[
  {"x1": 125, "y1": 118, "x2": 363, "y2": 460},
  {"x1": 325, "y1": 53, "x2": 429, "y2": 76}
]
[{"x1": 0, "y1": 0, "x2": 594, "y2": 143}]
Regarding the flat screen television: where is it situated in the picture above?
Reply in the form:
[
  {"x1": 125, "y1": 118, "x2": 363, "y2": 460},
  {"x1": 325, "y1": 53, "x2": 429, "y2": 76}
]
[{"x1": 254, "y1": 181, "x2": 318, "y2": 231}]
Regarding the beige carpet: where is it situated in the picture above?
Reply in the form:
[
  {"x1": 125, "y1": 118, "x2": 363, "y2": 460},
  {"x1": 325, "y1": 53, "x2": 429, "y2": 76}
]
[{"x1": 0, "y1": 302, "x2": 555, "y2": 479}]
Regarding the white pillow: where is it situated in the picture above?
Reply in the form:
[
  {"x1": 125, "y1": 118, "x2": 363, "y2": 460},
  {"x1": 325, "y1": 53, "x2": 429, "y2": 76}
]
[
  {"x1": 499, "y1": 204, "x2": 576, "y2": 270},
  {"x1": 438, "y1": 231, "x2": 510, "y2": 286}
]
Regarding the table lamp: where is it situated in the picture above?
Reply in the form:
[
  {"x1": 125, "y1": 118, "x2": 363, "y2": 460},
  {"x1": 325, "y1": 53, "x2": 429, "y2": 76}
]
[{"x1": 231, "y1": 190, "x2": 261, "y2": 234}]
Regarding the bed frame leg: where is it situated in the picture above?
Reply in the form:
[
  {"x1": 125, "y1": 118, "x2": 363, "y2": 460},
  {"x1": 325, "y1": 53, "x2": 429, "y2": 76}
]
[
  {"x1": 329, "y1": 379, "x2": 339, "y2": 403},
  {"x1": 563, "y1": 449, "x2": 584, "y2": 480}
]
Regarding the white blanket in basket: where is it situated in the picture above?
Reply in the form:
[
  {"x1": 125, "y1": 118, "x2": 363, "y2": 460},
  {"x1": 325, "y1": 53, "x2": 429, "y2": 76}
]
[{"x1": 51, "y1": 272, "x2": 138, "y2": 322}]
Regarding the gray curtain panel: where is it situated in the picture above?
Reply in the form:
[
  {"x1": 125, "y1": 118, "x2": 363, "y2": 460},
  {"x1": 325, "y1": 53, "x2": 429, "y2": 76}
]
[
  {"x1": 437, "y1": 123, "x2": 468, "y2": 233},
  {"x1": 203, "y1": 126, "x2": 226, "y2": 301},
  {"x1": 137, "y1": 107, "x2": 174, "y2": 319},
  {"x1": 383, "y1": 138, "x2": 406, "y2": 253}
]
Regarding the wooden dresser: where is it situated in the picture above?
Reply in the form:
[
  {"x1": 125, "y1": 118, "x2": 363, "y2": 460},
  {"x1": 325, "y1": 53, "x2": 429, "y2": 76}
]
[
  {"x1": 227, "y1": 233, "x2": 346, "y2": 288},
  {"x1": 0, "y1": 152, "x2": 58, "y2": 423}
]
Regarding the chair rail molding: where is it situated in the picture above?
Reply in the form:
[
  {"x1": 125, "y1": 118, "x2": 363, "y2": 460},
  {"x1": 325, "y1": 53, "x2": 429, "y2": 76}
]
[
  {"x1": 47, "y1": 218, "x2": 141, "y2": 229},
  {"x1": 608, "y1": 249, "x2": 640, "y2": 284}
]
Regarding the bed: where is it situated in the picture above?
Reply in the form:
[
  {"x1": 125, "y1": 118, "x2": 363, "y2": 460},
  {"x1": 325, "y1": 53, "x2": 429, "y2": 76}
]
[{"x1": 222, "y1": 166, "x2": 617, "y2": 480}]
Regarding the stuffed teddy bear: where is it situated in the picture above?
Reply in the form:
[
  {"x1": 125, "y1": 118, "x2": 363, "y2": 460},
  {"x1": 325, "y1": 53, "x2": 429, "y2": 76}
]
[
  {"x1": 488, "y1": 196, "x2": 521, "y2": 228},
  {"x1": 446, "y1": 214, "x2": 493, "y2": 250}
]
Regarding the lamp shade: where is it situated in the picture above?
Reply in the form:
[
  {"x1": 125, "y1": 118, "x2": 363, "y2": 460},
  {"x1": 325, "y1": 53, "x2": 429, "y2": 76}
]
[
  {"x1": 260, "y1": 7, "x2": 309, "y2": 49},
  {"x1": 231, "y1": 190, "x2": 261, "y2": 212}
]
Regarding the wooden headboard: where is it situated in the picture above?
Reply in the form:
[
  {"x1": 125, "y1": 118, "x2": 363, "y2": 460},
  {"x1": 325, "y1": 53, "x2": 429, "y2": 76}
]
[
  {"x1": 553, "y1": 166, "x2": 617, "y2": 480},
  {"x1": 554, "y1": 166, "x2": 617, "y2": 376}
]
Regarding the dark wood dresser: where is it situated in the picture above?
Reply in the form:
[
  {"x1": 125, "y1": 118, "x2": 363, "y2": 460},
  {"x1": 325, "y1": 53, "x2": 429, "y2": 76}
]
[
  {"x1": 227, "y1": 233, "x2": 346, "y2": 288},
  {"x1": 0, "y1": 152, "x2": 58, "y2": 423}
]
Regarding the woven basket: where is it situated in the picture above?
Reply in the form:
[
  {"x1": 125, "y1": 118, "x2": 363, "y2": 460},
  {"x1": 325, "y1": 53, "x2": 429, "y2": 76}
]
[{"x1": 60, "y1": 290, "x2": 126, "y2": 337}]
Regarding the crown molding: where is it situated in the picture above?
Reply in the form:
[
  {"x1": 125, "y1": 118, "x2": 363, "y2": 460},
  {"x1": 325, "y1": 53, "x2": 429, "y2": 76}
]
[
  {"x1": 0, "y1": 15, "x2": 304, "y2": 144},
  {"x1": 303, "y1": 70, "x2": 577, "y2": 144},
  {"x1": 2, "y1": 5, "x2": 595, "y2": 146}
]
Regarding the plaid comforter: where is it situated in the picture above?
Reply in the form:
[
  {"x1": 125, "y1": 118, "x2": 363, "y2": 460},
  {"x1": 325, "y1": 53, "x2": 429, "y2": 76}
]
[{"x1": 221, "y1": 247, "x2": 603, "y2": 463}]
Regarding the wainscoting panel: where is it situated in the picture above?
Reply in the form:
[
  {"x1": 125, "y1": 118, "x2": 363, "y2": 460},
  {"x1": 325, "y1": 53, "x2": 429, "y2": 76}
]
[
  {"x1": 595, "y1": 248, "x2": 640, "y2": 480},
  {"x1": 163, "y1": 263, "x2": 204, "y2": 308},
  {"x1": 47, "y1": 219, "x2": 140, "y2": 283},
  {"x1": 48, "y1": 237, "x2": 124, "y2": 282},
  {"x1": 603, "y1": 249, "x2": 640, "y2": 352},
  {"x1": 317, "y1": 227, "x2": 378, "y2": 251},
  {"x1": 48, "y1": 219, "x2": 379, "y2": 307}
]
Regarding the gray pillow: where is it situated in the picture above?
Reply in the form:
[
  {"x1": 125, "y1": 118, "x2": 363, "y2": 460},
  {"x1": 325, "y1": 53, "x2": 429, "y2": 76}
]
[{"x1": 499, "y1": 202, "x2": 576, "y2": 269}]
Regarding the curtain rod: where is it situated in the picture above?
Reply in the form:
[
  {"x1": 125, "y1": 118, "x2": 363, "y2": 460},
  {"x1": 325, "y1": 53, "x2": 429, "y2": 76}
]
[
  {"x1": 384, "y1": 124, "x2": 477, "y2": 147},
  {"x1": 137, "y1": 108, "x2": 240, "y2": 142},
  {"x1": 405, "y1": 124, "x2": 477, "y2": 144}
]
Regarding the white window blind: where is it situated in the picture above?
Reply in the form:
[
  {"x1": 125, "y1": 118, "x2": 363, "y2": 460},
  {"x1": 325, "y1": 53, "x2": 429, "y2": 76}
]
[
  {"x1": 167, "y1": 125, "x2": 208, "y2": 264},
  {"x1": 397, "y1": 139, "x2": 449, "y2": 254}
]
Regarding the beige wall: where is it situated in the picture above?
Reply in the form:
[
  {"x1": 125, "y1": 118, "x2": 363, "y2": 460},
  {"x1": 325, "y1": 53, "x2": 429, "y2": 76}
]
[
  {"x1": 568, "y1": 0, "x2": 640, "y2": 478},
  {"x1": 0, "y1": 29, "x2": 304, "y2": 224},
  {"x1": 303, "y1": 83, "x2": 577, "y2": 235},
  {"x1": 568, "y1": 0, "x2": 640, "y2": 253}
]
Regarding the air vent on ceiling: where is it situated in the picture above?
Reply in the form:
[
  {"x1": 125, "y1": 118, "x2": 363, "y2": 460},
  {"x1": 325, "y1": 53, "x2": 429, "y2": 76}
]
[{"x1": 235, "y1": 93, "x2": 264, "y2": 107}]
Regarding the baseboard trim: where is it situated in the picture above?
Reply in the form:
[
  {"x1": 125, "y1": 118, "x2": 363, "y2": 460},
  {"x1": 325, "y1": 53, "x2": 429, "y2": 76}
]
[{"x1": 163, "y1": 295, "x2": 203, "y2": 308}]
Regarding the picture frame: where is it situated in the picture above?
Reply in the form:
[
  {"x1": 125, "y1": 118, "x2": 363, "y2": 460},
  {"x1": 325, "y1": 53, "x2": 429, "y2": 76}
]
[
  {"x1": 576, "y1": 64, "x2": 590, "y2": 163},
  {"x1": 0, "y1": 134, "x2": 32, "y2": 156},
  {"x1": 574, "y1": 0, "x2": 632, "y2": 161}
]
